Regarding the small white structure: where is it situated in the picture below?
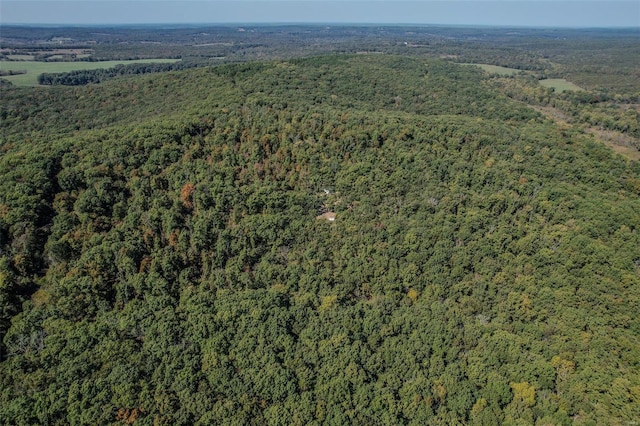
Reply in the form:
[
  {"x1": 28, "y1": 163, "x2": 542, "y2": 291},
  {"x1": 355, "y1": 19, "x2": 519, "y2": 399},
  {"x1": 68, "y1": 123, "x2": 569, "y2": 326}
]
[{"x1": 316, "y1": 212, "x2": 336, "y2": 221}]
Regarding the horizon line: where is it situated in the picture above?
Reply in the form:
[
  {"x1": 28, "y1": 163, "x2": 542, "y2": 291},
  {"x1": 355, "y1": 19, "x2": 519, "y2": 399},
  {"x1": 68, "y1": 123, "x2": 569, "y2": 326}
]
[{"x1": 3, "y1": 22, "x2": 639, "y2": 29}]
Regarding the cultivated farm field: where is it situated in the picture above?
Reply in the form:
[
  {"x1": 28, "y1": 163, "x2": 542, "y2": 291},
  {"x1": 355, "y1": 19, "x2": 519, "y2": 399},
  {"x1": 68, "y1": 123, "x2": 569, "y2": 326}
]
[{"x1": 0, "y1": 59, "x2": 180, "y2": 86}]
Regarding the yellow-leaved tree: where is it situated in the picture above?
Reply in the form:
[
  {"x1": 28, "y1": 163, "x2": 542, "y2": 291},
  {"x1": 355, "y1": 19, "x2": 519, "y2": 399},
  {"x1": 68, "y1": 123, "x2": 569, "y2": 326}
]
[{"x1": 504, "y1": 381, "x2": 536, "y2": 425}]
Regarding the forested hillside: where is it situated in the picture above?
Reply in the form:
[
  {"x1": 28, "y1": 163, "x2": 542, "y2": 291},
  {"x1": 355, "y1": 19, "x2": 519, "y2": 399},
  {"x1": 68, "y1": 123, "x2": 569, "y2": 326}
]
[{"x1": 1, "y1": 55, "x2": 639, "y2": 425}]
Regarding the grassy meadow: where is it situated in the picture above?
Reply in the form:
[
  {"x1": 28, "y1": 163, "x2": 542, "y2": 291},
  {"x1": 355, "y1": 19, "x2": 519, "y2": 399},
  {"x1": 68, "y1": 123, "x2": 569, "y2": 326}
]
[
  {"x1": 539, "y1": 78, "x2": 584, "y2": 93},
  {"x1": 0, "y1": 59, "x2": 180, "y2": 86}
]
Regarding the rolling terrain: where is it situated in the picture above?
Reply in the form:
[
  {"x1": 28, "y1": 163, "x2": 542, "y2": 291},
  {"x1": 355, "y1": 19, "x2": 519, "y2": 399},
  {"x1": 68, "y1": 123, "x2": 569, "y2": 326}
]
[{"x1": 0, "y1": 51, "x2": 639, "y2": 425}]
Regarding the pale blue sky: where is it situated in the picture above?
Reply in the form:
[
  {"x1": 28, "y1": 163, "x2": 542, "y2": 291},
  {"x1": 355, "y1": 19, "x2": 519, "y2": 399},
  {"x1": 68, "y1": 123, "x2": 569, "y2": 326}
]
[{"x1": 2, "y1": 1, "x2": 639, "y2": 27}]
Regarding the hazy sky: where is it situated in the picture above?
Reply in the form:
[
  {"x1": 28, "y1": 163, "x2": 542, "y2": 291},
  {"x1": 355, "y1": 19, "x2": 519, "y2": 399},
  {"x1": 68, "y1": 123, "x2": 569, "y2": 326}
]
[{"x1": 2, "y1": 1, "x2": 639, "y2": 27}]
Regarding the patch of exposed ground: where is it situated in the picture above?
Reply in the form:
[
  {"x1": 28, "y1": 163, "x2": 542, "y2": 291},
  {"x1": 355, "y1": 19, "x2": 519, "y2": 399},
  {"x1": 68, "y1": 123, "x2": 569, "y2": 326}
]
[
  {"x1": 531, "y1": 105, "x2": 573, "y2": 126},
  {"x1": 532, "y1": 105, "x2": 639, "y2": 161},
  {"x1": 584, "y1": 128, "x2": 640, "y2": 161}
]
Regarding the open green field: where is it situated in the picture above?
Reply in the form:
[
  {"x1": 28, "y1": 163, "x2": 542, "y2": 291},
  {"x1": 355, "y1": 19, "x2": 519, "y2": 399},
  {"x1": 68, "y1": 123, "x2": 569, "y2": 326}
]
[
  {"x1": 6, "y1": 54, "x2": 36, "y2": 61},
  {"x1": 539, "y1": 78, "x2": 584, "y2": 93},
  {"x1": 461, "y1": 63, "x2": 522, "y2": 76},
  {"x1": 0, "y1": 59, "x2": 180, "y2": 86}
]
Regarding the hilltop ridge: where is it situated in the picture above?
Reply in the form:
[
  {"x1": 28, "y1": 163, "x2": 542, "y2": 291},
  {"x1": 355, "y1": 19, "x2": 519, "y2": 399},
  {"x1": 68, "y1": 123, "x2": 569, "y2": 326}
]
[{"x1": 0, "y1": 53, "x2": 639, "y2": 424}]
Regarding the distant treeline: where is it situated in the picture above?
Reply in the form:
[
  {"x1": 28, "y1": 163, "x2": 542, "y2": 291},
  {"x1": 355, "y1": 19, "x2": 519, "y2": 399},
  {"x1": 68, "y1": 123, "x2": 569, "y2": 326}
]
[
  {"x1": 37, "y1": 60, "x2": 207, "y2": 86},
  {"x1": 0, "y1": 69, "x2": 26, "y2": 77}
]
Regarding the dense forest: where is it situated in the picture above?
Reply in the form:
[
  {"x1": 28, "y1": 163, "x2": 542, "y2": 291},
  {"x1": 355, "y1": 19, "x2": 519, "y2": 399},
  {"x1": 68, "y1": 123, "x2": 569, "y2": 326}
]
[{"x1": 1, "y1": 29, "x2": 640, "y2": 425}]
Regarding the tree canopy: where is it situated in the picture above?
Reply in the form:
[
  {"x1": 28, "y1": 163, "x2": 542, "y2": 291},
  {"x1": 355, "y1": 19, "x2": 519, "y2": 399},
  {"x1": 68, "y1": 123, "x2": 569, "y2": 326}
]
[{"x1": 1, "y1": 53, "x2": 639, "y2": 425}]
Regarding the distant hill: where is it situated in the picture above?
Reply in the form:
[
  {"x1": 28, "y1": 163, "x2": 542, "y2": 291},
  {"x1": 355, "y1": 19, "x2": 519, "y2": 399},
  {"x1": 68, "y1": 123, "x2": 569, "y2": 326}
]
[{"x1": 1, "y1": 55, "x2": 639, "y2": 425}]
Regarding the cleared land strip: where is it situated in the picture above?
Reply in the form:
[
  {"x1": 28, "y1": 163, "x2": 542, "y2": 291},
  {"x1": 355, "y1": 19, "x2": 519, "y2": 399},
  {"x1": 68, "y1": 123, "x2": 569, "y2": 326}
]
[
  {"x1": 462, "y1": 63, "x2": 584, "y2": 94},
  {"x1": 460, "y1": 63, "x2": 522, "y2": 76},
  {"x1": 532, "y1": 105, "x2": 639, "y2": 161}
]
